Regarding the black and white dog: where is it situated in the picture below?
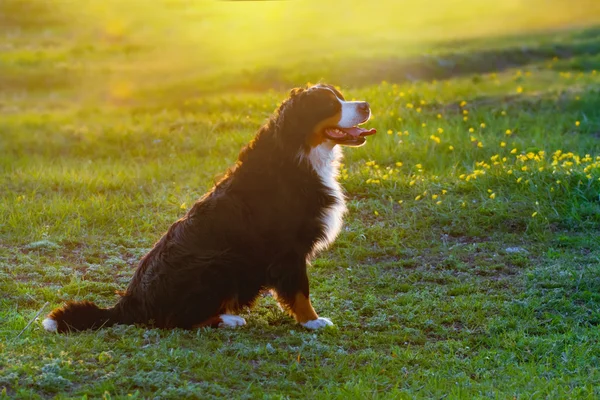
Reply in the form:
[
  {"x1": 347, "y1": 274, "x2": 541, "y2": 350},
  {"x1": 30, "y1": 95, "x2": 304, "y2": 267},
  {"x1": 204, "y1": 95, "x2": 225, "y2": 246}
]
[{"x1": 43, "y1": 84, "x2": 375, "y2": 333}]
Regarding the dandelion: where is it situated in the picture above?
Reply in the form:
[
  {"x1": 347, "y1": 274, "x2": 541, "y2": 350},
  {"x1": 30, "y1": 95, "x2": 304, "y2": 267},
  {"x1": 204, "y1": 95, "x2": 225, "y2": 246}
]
[
  {"x1": 469, "y1": 127, "x2": 475, "y2": 133},
  {"x1": 505, "y1": 129, "x2": 512, "y2": 136},
  {"x1": 436, "y1": 201, "x2": 442, "y2": 205},
  {"x1": 489, "y1": 193, "x2": 496, "y2": 199},
  {"x1": 416, "y1": 164, "x2": 423, "y2": 169},
  {"x1": 463, "y1": 110, "x2": 469, "y2": 115},
  {"x1": 437, "y1": 114, "x2": 442, "y2": 119},
  {"x1": 575, "y1": 121, "x2": 580, "y2": 127},
  {"x1": 387, "y1": 129, "x2": 393, "y2": 135},
  {"x1": 448, "y1": 145, "x2": 454, "y2": 151},
  {"x1": 422, "y1": 123, "x2": 427, "y2": 127},
  {"x1": 511, "y1": 148, "x2": 518, "y2": 154},
  {"x1": 517, "y1": 177, "x2": 523, "y2": 183},
  {"x1": 463, "y1": 116, "x2": 468, "y2": 121},
  {"x1": 500, "y1": 141, "x2": 506, "y2": 147},
  {"x1": 480, "y1": 123, "x2": 486, "y2": 128},
  {"x1": 374, "y1": 210, "x2": 379, "y2": 216},
  {"x1": 432, "y1": 194, "x2": 438, "y2": 200},
  {"x1": 430, "y1": 135, "x2": 441, "y2": 144},
  {"x1": 477, "y1": 142, "x2": 484, "y2": 148},
  {"x1": 521, "y1": 166, "x2": 528, "y2": 171},
  {"x1": 460, "y1": 100, "x2": 467, "y2": 107},
  {"x1": 437, "y1": 128, "x2": 444, "y2": 134},
  {"x1": 180, "y1": 202, "x2": 187, "y2": 209},
  {"x1": 501, "y1": 110, "x2": 507, "y2": 116},
  {"x1": 415, "y1": 195, "x2": 422, "y2": 201},
  {"x1": 461, "y1": 201, "x2": 466, "y2": 207},
  {"x1": 516, "y1": 86, "x2": 523, "y2": 93},
  {"x1": 442, "y1": 190, "x2": 448, "y2": 195},
  {"x1": 416, "y1": 107, "x2": 422, "y2": 113},
  {"x1": 409, "y1": 180, "x2": 416, "y2": 186},
  {"x1": 507, "y1": 169, "x2": 513, "y2": 174},
  {"x1": 396, "y1": 161, "x2": 403, "y2": 167},
  {"x1": 531, "y1": 212, "x2": 538, "y2": 217},
  {"x1": 398, "y1": 200, "x2": 404, "y2": 204}
]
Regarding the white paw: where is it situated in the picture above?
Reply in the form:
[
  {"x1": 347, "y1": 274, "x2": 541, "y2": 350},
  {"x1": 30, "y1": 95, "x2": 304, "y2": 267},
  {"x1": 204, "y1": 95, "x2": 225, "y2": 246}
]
[
  {"x1": 302, "y1": 317, "x2": 334, "y2": 330},
  {"x1": 42, "y1": 318, "x2": 58, "y2": 332},
  {"x1": 218, "y1": 314, "x2": 246, "y2": 328}
]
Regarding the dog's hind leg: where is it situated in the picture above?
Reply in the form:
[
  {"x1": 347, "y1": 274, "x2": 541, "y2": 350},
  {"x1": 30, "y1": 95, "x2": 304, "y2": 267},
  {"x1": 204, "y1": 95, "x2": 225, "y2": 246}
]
[
  {"x1": 191, "y1": 314, "x2": 246, "y2": 329},
  {"x1": 217, "y1": 314, "x2": 246, "y2": 328}
]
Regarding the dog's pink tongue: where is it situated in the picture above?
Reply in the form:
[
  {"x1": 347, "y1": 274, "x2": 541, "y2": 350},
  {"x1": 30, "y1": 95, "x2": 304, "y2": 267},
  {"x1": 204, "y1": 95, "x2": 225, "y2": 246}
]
[{"x1": 341, "y1": 127, "x2": 377, "y2": 137}]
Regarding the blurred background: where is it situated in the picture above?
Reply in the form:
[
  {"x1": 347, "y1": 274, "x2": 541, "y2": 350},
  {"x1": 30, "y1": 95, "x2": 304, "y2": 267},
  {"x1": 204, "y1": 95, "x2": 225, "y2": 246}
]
[{"x1": 2, "y1": 0, "x2": 600, "y2": 108}]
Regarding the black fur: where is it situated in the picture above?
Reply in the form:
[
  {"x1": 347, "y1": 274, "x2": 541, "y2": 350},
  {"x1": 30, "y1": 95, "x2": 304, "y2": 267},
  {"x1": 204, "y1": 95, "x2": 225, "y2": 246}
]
[{"x1": 46, "y1": 84, "x2": 356, "y2": 332}]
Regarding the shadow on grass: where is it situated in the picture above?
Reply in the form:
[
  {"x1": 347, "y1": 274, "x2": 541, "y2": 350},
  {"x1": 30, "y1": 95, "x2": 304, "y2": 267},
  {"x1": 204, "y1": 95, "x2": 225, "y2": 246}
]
[
  {"x1": 231, "y1": 26, "x2": 600, "y2": 92},
  {"x1": 137, "y1": 25, "x2": 600, "y2": 102}
]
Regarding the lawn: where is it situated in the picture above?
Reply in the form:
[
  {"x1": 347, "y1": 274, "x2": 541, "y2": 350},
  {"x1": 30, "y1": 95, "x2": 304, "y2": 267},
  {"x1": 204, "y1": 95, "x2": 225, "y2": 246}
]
[{"x1": 1, "y1": 1, "x2": 600, "y2": 398}]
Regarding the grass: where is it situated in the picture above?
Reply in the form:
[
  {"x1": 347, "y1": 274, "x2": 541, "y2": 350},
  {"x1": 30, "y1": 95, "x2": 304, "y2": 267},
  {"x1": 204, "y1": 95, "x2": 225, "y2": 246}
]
[{"x1": 2, "y1": 1, "x2": 600, "y2": 398}]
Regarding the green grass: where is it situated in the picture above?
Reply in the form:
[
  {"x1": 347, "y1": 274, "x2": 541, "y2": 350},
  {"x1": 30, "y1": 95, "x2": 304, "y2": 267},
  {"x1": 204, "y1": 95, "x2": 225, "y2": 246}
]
[{"x1": 2, "y1": 1, "x2": 600, "y2": 398}]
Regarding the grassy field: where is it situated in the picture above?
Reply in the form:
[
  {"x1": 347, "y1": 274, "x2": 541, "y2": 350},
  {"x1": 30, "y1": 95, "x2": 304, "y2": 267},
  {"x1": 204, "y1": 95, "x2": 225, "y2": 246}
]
[{"x1": 2, "y1": 1, "x2": 600, "y2": 398}]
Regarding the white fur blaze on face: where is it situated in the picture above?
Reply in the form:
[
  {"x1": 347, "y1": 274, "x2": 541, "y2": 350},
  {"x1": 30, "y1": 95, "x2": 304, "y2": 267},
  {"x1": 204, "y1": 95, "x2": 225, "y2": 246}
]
[
  {"x1": 218, "y1": 314, "x2": 246, "y2": 328},
  {"x1": 338, "y1": 101, "x2": 370, "y2": 128},
  {"x1": 302, "y1": 317, "x2": 334, "y2": 330},
  {"x1": 305, "y1": 143, "x2": 347, "y2": 253},
  {"x1": 42, "y1": 318, "x2": 58, "y2": 332}
]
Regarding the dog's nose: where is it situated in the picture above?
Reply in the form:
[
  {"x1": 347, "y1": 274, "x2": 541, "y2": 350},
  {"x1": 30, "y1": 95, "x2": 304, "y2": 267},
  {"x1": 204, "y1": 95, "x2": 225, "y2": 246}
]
[{"x1": 359, "y1": 102, "x2": 370, "y2": 113}]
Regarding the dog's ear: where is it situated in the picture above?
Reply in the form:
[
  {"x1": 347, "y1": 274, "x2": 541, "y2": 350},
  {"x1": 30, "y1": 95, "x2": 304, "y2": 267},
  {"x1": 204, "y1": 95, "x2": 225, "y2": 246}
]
[{"x1": 289, "y1": 87, "x2": 305, "y2": 98}]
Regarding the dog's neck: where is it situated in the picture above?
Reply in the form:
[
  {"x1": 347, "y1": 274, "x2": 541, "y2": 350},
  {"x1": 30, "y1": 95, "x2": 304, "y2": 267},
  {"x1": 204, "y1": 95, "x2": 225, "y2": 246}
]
[{"x1": 306, "y1": 141, "x2": 342, "y2": 177}]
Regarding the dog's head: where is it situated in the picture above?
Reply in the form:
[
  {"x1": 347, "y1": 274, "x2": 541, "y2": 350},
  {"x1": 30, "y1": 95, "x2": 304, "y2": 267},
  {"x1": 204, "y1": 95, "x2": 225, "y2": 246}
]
[{"x1": 277, "y1": 84, "x2": 376, "y2": 150}]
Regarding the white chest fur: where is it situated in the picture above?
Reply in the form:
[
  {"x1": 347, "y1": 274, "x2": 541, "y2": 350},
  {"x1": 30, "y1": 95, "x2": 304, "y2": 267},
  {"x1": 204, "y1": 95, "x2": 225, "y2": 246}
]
[{"x1": 306, "y1": 142, "x2": 347, "y2": 253}]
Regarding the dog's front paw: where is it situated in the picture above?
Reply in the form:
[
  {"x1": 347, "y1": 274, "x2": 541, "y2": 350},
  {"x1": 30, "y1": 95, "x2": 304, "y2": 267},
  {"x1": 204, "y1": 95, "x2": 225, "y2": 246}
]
[
  {"x1": 301, "y1": 317, "x2": 334, "y2": 330},
  {"x1": 218, "y1": 314, "x2": 246, "y2": 328}
]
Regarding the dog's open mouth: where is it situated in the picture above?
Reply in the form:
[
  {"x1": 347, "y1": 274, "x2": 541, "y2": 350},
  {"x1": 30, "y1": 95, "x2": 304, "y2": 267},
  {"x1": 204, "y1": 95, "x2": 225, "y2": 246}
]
[{"x1": 323, "y1": 126, "x2": 377, "y2": 146}]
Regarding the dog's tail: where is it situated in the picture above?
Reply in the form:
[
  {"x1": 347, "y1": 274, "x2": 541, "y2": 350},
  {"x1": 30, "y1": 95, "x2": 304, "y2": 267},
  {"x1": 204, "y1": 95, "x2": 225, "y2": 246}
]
[{"x1": 42, "y1": 300, "x2": 125, "y2": 333}]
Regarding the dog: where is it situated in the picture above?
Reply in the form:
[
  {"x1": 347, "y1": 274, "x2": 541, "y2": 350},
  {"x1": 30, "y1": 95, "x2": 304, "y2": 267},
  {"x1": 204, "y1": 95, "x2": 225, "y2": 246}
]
[{"x1": 43, "y1": 83, "x2": 375, "y2": 333}]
